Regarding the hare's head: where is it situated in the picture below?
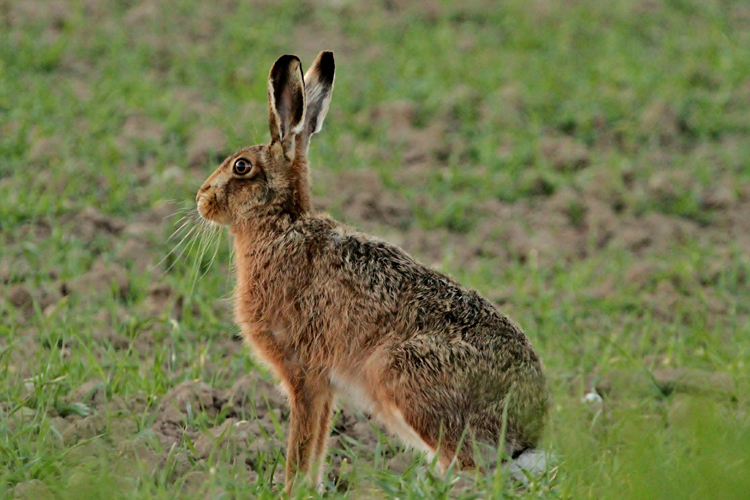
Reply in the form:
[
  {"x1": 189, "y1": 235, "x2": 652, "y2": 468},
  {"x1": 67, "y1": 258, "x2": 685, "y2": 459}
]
[{"x1": 196, "y1": 52, "x2": 335, "y2": 227}]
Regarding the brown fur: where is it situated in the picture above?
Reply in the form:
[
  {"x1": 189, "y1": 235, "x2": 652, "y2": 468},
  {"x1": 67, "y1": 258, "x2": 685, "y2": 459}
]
[{"x1": 196, "y1": 52, "x2": 549, "y2": 493}]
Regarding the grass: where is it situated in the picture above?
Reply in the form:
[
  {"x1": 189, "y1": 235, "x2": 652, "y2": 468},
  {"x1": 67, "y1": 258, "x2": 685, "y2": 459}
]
[{"x1": 2, "y1": 0, "x2": 750, "y2": 498}]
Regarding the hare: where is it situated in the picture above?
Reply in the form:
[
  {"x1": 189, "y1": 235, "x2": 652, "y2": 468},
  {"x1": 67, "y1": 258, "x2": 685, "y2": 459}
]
[{"x1": 196, "y1": 51, "x2": 548, "y2": 493}]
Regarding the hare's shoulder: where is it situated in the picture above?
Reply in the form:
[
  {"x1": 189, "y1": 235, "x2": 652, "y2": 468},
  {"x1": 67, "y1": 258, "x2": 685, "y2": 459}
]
[
  {"x1": 287, "y1": 215, "x2": 428, "y2": 290},
  {"x1": 294, "y1": 217, "x2": 483, "y2": 301},
  {"x1": 289, "y1": 216, "x2": 412, "y2": 264}
]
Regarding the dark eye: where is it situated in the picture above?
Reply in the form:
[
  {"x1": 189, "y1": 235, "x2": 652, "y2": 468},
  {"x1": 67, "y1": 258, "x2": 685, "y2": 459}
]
[{"x1": 233, "y1": 158, "x2": 252, "y2": 176}]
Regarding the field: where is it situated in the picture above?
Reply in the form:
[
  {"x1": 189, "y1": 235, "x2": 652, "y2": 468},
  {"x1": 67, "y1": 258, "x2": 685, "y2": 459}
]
[{"x1": 2, "y1": 0, "x2": 750, "y2": 498}]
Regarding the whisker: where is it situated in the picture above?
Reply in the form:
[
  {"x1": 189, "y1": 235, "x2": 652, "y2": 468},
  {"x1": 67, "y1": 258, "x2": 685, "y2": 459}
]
[
  {"x1": 168, "y1": 214, "x2": 195, "y2": 242},
  {"x1": 162, "y1": 203, "x2": 193, "y2": 221},
  {"x1": 160, "y1": 225, "x2": 199, "y2": 274},
  {"x1": 198, "y1": 224, "x2": 222, "y2": 285},
  {"x1": 189, "y1": 219, "x2": 213, "y2": 294},
  {"x1": 191, "y1": 221, "x2": 209, "y2": 279},
  {"x1": 165, "y1": 207, "x2": 200, "y2": 246},
  {"x1": 222, "y1": 240, "x2": 237, "y2": 301},
  {"x1": 153, "y1": 218, "x2": 197, "y2": 271}
]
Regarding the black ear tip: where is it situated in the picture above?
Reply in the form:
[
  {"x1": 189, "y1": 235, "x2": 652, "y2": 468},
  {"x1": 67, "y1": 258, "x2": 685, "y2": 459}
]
[
  {"x1": 272, "y1": 54, "x2": 301, "y2": 73},
  {"x1": 317, "y1": 51, "x2": 335, "y2": 80}
]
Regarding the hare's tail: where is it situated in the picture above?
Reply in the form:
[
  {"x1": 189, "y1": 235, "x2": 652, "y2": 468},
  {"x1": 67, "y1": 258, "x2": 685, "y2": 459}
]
[
  {"x1": 506, "y1": 448, "x2": 553, "y2": 483},
  {"x1": 472, "y1": 440, "x2": 552, "y2": 481}
]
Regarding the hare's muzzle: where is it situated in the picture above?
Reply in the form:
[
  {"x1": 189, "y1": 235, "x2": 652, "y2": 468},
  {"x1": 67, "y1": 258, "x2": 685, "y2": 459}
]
[
  {"x1": 195, "y1": 188, "x2": 210, "y2": 219},
  {"x1": 196, "y1": 184, "x2": 208, "y2": 204},
  {"x1": 196, "y1": 184, "x2": 230, "y2": 226}
]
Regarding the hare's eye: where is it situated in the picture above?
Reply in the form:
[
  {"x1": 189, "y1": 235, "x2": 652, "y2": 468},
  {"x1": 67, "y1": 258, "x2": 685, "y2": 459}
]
[{"x1": 233, "y1": 158, "x2": 252, "y2": 176}]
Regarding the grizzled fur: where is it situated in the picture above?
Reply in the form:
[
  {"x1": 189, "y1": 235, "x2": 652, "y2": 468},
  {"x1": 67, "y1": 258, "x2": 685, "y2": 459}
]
[{"x1": 196, "y1": 51, "x2": 548, "y2": 493}]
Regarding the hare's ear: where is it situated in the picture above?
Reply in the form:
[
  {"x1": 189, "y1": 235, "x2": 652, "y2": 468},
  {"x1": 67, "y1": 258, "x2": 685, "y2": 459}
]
[
  {"x1": 298, "y1": 51, "x2": 335, "y2": 152},
  {"x1": 268, "y1": 55, "x2": 306, "y2": 148}
]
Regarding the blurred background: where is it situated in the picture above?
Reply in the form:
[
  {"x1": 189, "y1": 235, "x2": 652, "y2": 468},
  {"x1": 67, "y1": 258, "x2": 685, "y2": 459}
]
[{"x1": 1, "y1": 0, "x2": 749, "y2": 498}]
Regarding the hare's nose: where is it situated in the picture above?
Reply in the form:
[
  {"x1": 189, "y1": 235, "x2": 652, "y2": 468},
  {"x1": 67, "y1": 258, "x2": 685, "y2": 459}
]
[{"x1": 196, "y1": 184, "x2": 211, "y2": 201}]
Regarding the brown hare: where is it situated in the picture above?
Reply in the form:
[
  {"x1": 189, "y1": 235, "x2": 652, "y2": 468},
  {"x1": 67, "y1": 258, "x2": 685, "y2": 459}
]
[{"x1": 196, "y1": 51, "x2": 549, "y2": 493}]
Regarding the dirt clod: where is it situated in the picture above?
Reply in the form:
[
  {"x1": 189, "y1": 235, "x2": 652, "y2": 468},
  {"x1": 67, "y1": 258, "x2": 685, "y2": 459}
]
[
  {"x1": 155, "y1": 380, "x2": 225, "y2": 426},
  {"x1": 12, "y1": 479, "x2": 54, "y2": 500},
  {"x1": 387, "y1": 453, "x2": 414, "y2": 474},
  {"x1": 8, "y1": 283, "x2": 34, "y2": 310},
  {"x1": 180, "y1": 470, "x2": 210, "y2": 496},
  {"x1": 116, "y1": 238, "x2": 153, "y2": 273},
  {"x1": 140, "y1": 283, "x2": 178, "y2": 318},
  {"x1": 187, "y1": 127, "x2": 228, "y2": 169},
  {"x1": 540, "y1": 135, "x2": 590, "y2": 172},
  {"x1": 226, "y1": 374, "x2": 287, "y2": 417},
  {"x1": 194, "y1": 418, "x2": 280, "y2": 463},
  {"x1": 62, "y1": 413, "x2": 107, "y2": 445},
  {"x1": 334, "y1": 170, "x2": 412, "y2": 229},
  {"x1": 63, "y1": 260, "x2": 129, "y2": 300},
  {"x1": 70, "y1": 206, "x2": 126, "y2": 242},
  {"x1": 121, "y1": 114, "x2": 165, "y2": 144},
  {"x1": 68, "y1": 380, "x2": 107, "y2": 408}
]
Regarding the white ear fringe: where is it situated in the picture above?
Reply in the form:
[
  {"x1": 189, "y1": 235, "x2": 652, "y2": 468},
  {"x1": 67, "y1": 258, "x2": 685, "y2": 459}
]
[
  {"x1": 310, "y1": 91, "x2": 332, "y2": 135},
  {"x1": 290, "y1": 118, "x2": 305, "y2": 135},
  {"x1": 267, "y1": 78, "x2": 283, "y2": 139}
]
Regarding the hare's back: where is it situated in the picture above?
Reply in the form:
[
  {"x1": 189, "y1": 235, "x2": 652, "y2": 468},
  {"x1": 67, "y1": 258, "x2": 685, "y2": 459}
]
[{"x1": 321, "y1": 223, "x2": 534, "y2": 348}]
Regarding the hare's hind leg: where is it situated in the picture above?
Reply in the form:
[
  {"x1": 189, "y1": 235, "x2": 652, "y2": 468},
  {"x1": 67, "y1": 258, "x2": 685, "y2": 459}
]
[
  {"x1": 370, "y1": 347, "x2": 478, "y2": 473},
  {"x1": 285, "y1": 378, "x2": 334, "y2": 494},
  {"x1": 377, "y1": 401, "x2": 477, "y2": 473},
  {"x1": 402, "y1": 410, "x2": 477, "y2": 473},
  {"x1": 434, "y1": 439, "x2": 477, "y2": 473}
]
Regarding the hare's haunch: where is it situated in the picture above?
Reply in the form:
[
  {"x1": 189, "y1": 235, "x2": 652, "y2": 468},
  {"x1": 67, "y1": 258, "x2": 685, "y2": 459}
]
[{"x1": 196, "y1": 51, "x2": 548, "y2": 493}]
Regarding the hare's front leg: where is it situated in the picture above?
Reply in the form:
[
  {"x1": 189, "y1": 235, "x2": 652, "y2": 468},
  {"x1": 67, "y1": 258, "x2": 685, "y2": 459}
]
[
  {"x1": 310, "y1": 394, "x2": 334, "y2": 489},
  {"x1": 285, "y1": 378, "x2": 334, "y2": 494}
]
